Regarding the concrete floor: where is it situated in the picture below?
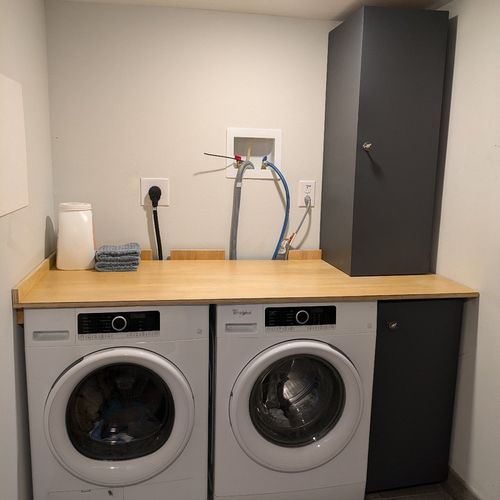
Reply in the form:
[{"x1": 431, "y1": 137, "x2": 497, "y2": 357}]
[{"x1": 366, "y1": 483, "x2": 453, "y2": 500}]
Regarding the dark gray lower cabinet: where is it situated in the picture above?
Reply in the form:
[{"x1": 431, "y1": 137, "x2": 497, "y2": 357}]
[{"x1": 366, "y1": 299, "x2": 463, "y2": 492}]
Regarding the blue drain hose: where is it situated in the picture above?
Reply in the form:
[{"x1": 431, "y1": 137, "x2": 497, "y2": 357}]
[{"x1": 263, "y1": 158, "x2": 290, "y2": 260}]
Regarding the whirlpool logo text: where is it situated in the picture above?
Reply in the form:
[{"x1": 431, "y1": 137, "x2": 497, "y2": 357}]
[{"x1": 232, "y1": 309, "x2": 253, "y2": 316}]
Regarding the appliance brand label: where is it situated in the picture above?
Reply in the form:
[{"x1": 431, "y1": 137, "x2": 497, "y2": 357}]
[{"x1": 232, "y1": 308, "x2": 254, "y2": 317}]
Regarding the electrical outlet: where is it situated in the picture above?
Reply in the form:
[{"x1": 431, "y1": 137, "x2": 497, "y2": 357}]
[
  {"x1": 298, "y1": 180, "x2": 316, "y2": 207},
  {"x1": 140, "y1": 178, "x2": 170, "y2": 206}
]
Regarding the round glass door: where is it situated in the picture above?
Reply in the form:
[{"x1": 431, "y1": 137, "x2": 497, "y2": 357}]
[
  {"x1": 249, "y1": 355, "x2": 345, "y2": 447},
  {"x1": 66, "y1": 363, "x2": 175, "y2": 461},
  {"x1": 229, "y1": 340, "x2": 364, "y2": 472},
  {"x1": 45, "y1": 347, "x2": 194, "y2": 487}
]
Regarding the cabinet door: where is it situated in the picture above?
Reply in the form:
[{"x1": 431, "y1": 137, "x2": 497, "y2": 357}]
[
  {"x1": 351, "y1": 8, "x2": 449, "y2": 275},
  {"x1": 366, "y1": 299, "x2": 463, "y2": 492}
]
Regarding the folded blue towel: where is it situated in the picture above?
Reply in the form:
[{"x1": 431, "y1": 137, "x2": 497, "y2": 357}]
[
  {"x1": 95, "y1": 243, "x2": 140, "y2": 261},
  {"x1": 96, "y1": 255, "x2": 140, "y2": 263},
  {"x1": 95, "y1": 261, "x2": 139, "y2": 272}
]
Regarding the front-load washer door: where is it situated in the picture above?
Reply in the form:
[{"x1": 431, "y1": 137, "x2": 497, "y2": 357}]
[
  {"x1": 229, "y1": 340, "x2": 363, "y2": 472},
  {"x1": 44, "y1": 347, "x2": 195, "y2": 487}
]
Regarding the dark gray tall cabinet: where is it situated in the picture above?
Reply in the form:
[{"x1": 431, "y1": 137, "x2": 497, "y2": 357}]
[{"x1": 320, "y1": 7, "x2": 449, "y2": 276}]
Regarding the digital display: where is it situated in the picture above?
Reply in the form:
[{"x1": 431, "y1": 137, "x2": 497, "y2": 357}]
[
  {"x1": 265, "y1": 306, "x2": 336, "y2": 327},
  {"x1": 77, "y1": 311, "x2": 160, "y2": 334},
  {"x1": 130, "y1": 312, "x2": 147, "y2": 319}
]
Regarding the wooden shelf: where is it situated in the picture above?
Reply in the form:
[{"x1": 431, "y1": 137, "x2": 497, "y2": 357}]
[{"x1": 12, "y1": 257, "x2": 478, "y2": 320}]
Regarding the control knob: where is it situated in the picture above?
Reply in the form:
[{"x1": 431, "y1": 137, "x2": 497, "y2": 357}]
[
  {"x1": 295, "y1": 310, "x2": 310, "y2": 325},
  {"x1": 111, "y1": 315, "x2": 128, "y2": 332}
]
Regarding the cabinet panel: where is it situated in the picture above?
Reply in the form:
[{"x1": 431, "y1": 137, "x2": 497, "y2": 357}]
[
  {"x1": 320, "y1": 8, "x2": 364, "y2": 273},
  {"x1": 320, "y1": 7, "x2": 449, "y2": 276},
  {"x1": 366, "y1": 299, "x2": 463, "y2": 492}
]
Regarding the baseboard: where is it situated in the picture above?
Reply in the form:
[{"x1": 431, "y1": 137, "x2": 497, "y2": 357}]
[{"x1": 444, "y1": 468, "x2": 481, "y2": 500}]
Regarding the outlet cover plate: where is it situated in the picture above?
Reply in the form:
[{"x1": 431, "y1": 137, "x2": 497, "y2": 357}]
[
  {"x1": 298, "y1": 180, "x2": 316, "y2": 207},
  {"x1": 140, "y1": 178, "x2": 170, "y2": 206}
]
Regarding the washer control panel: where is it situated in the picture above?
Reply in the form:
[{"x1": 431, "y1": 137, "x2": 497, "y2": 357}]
[
  {"x1": 265, "y1": 306, "x2": 336, "y2": 328},
  {"x1": 77, "y1": 311, "x2": 160, "y2": 335}
]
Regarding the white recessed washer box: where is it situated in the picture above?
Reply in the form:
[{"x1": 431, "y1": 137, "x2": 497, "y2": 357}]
[{"x1": 225, "y1": 128, "x2": 282, "y2": 180}]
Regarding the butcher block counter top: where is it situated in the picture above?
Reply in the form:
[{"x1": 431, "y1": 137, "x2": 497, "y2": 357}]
[{"x1": 12, "y1": 257, "x2": 478, "y2": 314}]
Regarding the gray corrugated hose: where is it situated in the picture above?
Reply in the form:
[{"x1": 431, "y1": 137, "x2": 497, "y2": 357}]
[{"x1": 229, "y1": 160, "x2": 254, "y2": 260}]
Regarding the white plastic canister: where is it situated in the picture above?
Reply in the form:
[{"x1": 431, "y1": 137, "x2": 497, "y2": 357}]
[{"x1": 56, "y1": 202, "x2": 95, "y2": 270}]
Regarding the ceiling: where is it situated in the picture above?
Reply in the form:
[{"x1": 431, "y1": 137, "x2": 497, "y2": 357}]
[{"x1": 66, "y1": 0, "x2": 447, "y2": 21}]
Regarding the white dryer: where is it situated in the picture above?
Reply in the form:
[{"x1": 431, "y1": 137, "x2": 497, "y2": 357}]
[
  {"x1": 213, "y1": 302, "x2": 377, "y2": 500},
  {"x1": 24, "y1": 306, "x2": 208, "y2": 500}
]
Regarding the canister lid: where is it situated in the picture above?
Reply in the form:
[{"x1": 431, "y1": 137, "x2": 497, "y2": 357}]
[{"x1": 59, "y1": 202, "x2": 92, "y2": 211}]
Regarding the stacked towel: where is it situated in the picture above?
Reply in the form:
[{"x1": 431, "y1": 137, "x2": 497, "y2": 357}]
[{"x1": 95, "y1": 243, "x2": 141, "y2": 272}]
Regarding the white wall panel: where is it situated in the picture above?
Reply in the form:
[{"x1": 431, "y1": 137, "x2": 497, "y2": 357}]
[
  {"x1": 0, "y1": 0, "x2": 54, "y2": 498},
  {"x1": 46, "y1": 0, "x2": 334, "y2": 259},
  {"x1": 0, "y1": 73, "x2": 29, "y2": 217},
  {"x1": 437, "y1": 1, "x2": 500, "y2": 499}
]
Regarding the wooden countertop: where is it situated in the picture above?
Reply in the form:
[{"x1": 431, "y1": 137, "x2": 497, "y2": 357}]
[{"x1": 12, "y1": 258, "x2": 478, "y2": 311}]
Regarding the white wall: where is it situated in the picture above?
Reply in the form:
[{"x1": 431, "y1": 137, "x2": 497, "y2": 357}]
[
  {"x1": 0, "y1": 0, "x2": 55, "y2": 498},
  {"x1": 437, "y1": 1, "x2": 500, "y2": 498},
  {"x1": 46, "y1": 0, "x2": 334, "y2": 259},
  {"x1": 11, "y1": 3, "x2": 498, "y2": 499}
]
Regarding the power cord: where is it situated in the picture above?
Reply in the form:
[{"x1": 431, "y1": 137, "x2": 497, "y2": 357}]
[
  {"x1": 294, "y1": 195, "x2": 312, "y2": 238},
  {"x1": 148, "y1": 186, "x2": 163, "y2": 260},
  {"x1": 276, "y1": 195, "x2": 312, "y2": 260}
]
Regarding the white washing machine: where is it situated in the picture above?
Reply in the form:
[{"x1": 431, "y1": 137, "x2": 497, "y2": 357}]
[
  {"x1": 213, "y1": 302, "x2": 377, "y2": 500},
  {"x1": 24, "y1": 305, "x2": 208, "y2": 500}
]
